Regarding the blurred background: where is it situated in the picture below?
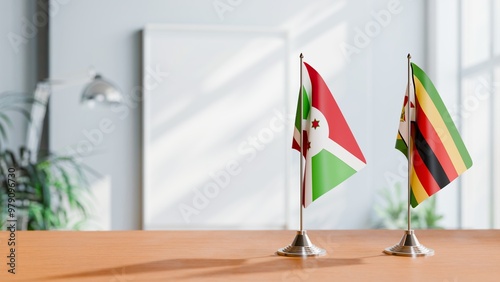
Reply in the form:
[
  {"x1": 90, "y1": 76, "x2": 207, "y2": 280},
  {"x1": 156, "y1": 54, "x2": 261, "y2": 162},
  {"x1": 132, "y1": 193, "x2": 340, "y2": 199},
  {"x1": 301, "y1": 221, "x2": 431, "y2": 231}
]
[{"x1": 0, "y1": 0, "x2": 498, "y2": 230}]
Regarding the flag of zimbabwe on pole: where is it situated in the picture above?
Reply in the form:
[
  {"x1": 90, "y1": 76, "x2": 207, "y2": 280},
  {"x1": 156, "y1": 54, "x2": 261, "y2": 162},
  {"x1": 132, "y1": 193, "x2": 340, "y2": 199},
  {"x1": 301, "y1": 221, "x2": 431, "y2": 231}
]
[
  {"x1": 293, "y1": 62, "x2": 366, "y2": 208},
  {"x1": 396, "y1": 62, "x2": 473, "y2": 208}
]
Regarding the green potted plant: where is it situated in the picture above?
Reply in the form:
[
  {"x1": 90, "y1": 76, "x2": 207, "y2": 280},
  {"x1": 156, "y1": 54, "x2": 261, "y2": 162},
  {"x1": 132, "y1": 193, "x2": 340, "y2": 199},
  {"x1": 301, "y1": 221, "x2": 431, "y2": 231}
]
[
  {"x1": 373, "y1": 181, "x2": 444, "y2": 229},
  {"x1": 0, "y1": 92, "x2": 93, "y2": 230}
]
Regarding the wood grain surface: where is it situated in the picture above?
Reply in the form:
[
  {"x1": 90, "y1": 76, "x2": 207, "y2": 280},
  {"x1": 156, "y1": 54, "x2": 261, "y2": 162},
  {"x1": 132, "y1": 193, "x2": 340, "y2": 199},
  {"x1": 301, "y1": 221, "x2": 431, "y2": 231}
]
[{"x1": 0, "y1": 230, "x2": 499, "y2": 281}]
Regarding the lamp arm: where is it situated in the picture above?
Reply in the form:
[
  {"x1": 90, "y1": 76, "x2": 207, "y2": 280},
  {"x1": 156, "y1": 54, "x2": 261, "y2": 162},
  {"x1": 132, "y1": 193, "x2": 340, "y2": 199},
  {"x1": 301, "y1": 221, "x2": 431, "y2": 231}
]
[
  {"x1": 25, "y1": 68, "x2": 120, "y2": 161},
  {"x1": 25, "y1": 68, "x2": 96, "y2": 160},
  {"x1": 25, "y1": 82, "x2": 51, "y2": 162},
  {"x1": 43, "y1": 68, "x2": 96, "y2": 89}
]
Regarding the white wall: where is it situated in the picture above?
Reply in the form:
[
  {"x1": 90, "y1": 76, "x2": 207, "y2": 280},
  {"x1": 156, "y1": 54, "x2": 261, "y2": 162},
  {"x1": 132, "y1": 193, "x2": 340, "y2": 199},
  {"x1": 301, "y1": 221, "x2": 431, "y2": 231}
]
[
  {"x1": 429, "y1": 0, "x2": 499, "y2": 229},
  {"x1": 0, "y1": 0, "x2": 37, "y2": 150},
  {"x1": 49, "y1": 0, "x2": 426, "y2": 230}
]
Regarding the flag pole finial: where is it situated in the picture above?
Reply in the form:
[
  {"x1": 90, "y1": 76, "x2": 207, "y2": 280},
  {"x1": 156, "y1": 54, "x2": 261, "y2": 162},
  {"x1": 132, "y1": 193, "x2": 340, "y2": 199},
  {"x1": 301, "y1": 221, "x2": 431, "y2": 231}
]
[
  {"x1": 300, "y1": 53, "x2": 303, "y2": 59},
  {"x1": 407, "y1": 53, "x2": 411, "y2": 59}
]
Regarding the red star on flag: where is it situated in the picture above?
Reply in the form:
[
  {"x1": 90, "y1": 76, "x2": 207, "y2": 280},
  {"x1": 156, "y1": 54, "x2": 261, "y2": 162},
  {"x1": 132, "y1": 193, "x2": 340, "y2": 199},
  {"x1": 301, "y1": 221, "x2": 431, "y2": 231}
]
[{"x1": 312, "y1": 119, "x2": 320, "y2": 129}]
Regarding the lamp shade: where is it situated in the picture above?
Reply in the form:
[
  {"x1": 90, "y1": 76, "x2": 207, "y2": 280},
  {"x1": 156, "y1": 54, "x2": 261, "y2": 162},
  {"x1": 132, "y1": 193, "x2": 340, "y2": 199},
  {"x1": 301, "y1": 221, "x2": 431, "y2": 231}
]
[{"x1": 81, "y1": 74, "x2": 122, "y2": 105}]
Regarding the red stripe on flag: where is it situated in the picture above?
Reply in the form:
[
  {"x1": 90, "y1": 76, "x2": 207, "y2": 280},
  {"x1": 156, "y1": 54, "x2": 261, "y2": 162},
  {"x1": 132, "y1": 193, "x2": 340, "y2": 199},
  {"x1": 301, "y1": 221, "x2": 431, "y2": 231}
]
[
  {"x1": 302, "y1": 168, "x2": 307, "y2": 207},
  {"x1": 292, "y1": 139, "x2": 300, "y2": 151},
  {"x1": 304, "y1": 62, "x2": 366, "y2": 163},
  {"x1": 412, "y1": 145, "x2": 441, "y2": 196},
  {"x1": 415, "y1": 100, "x2": 459, "y2": 181},
  {"x1": 302, "y1": 130, "x2": 309, "y2": 158}
]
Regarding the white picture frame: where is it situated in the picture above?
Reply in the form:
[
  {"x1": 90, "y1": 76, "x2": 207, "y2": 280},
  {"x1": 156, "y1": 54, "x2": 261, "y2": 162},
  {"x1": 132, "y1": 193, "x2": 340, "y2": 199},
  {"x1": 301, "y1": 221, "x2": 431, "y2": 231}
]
[{"x1": 142, "y1": 24, "x2": 292, "y2": 230}]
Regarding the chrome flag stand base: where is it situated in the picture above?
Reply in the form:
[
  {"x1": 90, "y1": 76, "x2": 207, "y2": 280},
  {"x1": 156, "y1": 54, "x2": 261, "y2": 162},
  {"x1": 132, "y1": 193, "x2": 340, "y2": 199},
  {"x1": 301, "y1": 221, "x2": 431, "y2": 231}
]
[
  {"x1": 277, "y1": 230, "x2": 326, "y2": 257},
  {"x1": 383, "y1": 230, "x2": 434, "y2": 257}
]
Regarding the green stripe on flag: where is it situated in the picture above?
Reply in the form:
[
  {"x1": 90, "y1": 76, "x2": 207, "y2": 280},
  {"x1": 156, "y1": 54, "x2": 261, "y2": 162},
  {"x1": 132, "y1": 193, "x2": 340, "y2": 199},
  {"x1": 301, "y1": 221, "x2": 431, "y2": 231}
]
[
  {"x1": 410, "y1": 189, "x2": 418, "y2": 208},
  {"x1": 311, "y1": 149, "x2": 356, "y2": 201},
  {"x1": 411, "y1": 63, "x2": 472, "y2": 168},
  {"x1": 302, "y1": 86, "x2": 310, "y2": 119},
  {"x1": 395, "y1": 134, "x2": 407, "y2": 157},
  {"x1": 294, "y1": 86, "x2": 311, "y2": 130}
]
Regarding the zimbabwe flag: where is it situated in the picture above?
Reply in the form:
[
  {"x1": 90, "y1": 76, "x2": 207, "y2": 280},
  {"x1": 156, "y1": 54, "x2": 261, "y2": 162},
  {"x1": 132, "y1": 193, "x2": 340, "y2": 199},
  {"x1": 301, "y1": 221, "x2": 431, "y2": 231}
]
[
  {"x1": 396, "y1": 62, "x2": 473, "y2": 207},
  {"x1": 293, "y1": 62, "x2": 366, "y2": 207}
]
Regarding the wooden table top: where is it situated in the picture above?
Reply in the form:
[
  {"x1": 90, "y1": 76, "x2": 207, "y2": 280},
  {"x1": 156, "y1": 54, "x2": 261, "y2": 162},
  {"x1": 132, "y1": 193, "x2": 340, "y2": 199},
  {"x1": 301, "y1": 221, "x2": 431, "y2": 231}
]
[{"x1": 0, "y1": 229, "x2": 499, "y2": 281}]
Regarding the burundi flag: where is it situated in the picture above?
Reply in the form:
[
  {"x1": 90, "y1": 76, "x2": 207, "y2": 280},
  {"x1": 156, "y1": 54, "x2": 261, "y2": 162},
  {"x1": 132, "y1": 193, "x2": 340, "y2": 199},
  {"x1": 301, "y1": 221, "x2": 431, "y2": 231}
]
[
  {"x1": 293, "y1": 62, "x2": 366, "y2": 207},
  {"x1": 396, "y1": 62, "x2": 473, "y2": 207}
]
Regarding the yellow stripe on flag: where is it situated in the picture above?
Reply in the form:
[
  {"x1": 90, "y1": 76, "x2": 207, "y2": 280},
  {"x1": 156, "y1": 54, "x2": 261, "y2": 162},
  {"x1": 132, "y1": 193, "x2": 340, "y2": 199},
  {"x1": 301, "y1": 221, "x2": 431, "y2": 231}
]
[
  {"x1": 413, "y1": 77, "x2": 468, "y2": 174},
  {"x1": 410, "y1": 164, "x2": 430, "y2": 204}
]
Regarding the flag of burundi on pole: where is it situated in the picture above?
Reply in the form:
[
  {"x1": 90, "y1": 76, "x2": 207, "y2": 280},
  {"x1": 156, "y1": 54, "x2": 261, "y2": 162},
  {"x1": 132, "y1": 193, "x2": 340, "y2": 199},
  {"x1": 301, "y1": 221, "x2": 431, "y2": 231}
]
[
  {"x1": 293, "y1": 62, "x2": 366, "y2": 207},
  {"x1": 396, "y1": 62, "x2": 472, "y2": 208}
]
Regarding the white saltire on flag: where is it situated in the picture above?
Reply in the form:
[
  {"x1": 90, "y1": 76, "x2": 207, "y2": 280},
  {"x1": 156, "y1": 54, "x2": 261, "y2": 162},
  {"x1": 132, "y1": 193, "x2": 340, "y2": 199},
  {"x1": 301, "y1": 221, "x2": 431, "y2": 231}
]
[{"x1": 292, "y1": 62, "x2": 366, "y2": 207}]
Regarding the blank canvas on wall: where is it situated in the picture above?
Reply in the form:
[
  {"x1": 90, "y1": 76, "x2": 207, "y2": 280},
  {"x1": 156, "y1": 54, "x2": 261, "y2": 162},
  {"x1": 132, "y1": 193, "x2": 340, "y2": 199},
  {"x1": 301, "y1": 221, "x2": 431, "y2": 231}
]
[{"x1": 142, "y1": 24, "x2": 291, "y2": 229}]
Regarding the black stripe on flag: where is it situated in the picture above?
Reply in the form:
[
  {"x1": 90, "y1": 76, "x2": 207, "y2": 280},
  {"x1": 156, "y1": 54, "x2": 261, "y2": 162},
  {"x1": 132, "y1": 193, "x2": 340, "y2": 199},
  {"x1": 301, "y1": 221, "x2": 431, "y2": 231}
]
[{"x1": 413, "y1": 123, "x2": 451, "y2": 188}]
